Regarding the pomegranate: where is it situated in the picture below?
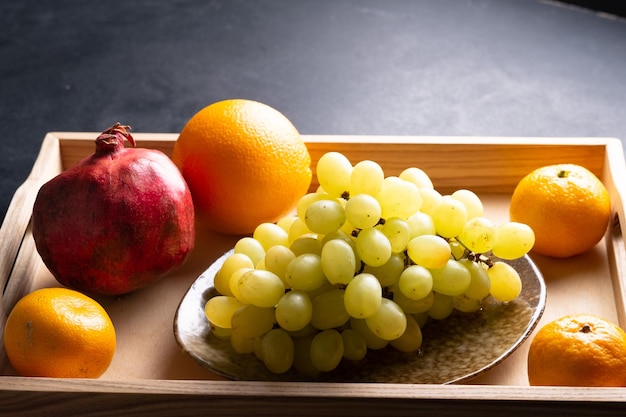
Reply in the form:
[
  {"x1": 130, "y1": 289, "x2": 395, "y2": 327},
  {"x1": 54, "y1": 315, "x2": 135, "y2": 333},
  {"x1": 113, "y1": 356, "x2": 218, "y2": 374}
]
[{"x1": 32, "y1": 123, "x2": 195, "y2": 296}]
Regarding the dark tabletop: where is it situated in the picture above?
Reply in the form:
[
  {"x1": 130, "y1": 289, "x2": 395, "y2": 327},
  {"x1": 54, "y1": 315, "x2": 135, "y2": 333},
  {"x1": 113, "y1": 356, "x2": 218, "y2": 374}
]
[{"x1": 1, "y1": 0, "x2": 625, "y2": 223}]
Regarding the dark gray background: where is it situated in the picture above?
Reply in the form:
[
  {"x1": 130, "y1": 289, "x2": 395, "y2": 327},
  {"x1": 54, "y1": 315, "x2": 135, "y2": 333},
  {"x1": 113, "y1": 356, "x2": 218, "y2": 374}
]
[{"x1": 1, "y1": 0, "x2": 625, "y2": 222}]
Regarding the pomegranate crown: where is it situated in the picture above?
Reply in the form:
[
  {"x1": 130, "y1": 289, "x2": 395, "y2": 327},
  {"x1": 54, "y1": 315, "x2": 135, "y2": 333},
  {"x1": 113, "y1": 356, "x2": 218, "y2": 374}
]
[{"x1": 96, "y1": 122, "x2": 136, "y2": 149}]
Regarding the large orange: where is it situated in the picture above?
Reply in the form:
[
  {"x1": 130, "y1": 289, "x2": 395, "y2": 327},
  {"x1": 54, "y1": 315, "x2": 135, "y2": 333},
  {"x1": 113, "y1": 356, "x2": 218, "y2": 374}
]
[
  {"x1": 3, "y1": 287, "x2": 116, "y2": 378},
  {"x1": 527, "y1": 314, "x2": 626, "y2": 386},
  {"x1": 509, "y1": 164, "x2": 611, "y2": 258},
  {"x1": 172, "y1": 99, "x2": 312, "y2": 235}
]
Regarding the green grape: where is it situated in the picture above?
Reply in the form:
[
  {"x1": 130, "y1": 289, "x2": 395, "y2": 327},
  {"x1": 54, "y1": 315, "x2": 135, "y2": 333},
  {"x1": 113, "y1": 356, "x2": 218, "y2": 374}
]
[
  {"x1": 390, "y1": 314, "x2": 422, "y2": 353},
  {"x1": 488, "y1": 261, "x2": 522, "y2": 302},
  {"x1": 406, "y1": 234, "x2": 451, "y2": 269},
  {"x1": 344, "y1": 193, "x2": 382, "y2": 229},
  {"x1": 365, "y1": 298, "x2": 407, "y2": 341},
  {"x1": 229, "y1": 329, "x2": 256, "y2": 354},
  {"x1": 231, "y1": 304, "x2": 275, "y2": 339},
  {"x1": 310, "y1": 329, "x2": 344, "y2": 372},
  {"x1": 399, "y1": 166, "x2": 433, "y2": 189},
  {"x1": 263, "y1": 245, "x2": 296, "y2": 287},
  {"x1": 350, "y1": 317, "x2": 389, "y2": 350},
  {"x1": 236, "y1": 269, "x2": 285, "y2": 308},
  {"x1": 492, "y1": 222, "x2": 536, "y2": 260},
  {"x1": 355, "y1": 227, "x2": 392, "y2": 267},
  {"x1": 363, "y1": 252, "x2": 405, "y2": 287},
  {"x1": 458, "y1": 216, "x2": 497, "y2": 254},
  {"x1": 311, "y1": 288, "x2": 350, "y2": 329},
  {"x1": 458, "y1": 259, "x2": 491, "y2": 300},
  {"x1": 259, "y1": 328, "x2": 294, "y2": 374},
  {"x1": 406, "y1": 211, "x2": 436, "y2": 238},
  {"x1": 377, "y1": 177, "x2": 422, "y2": 219},
  {"x1": 304, "y1": 199, "x2": 346, "y2": 234},
  {"x1": 430, "y1": 259, "x2": 472, "y2": 296},
  {"x1": 381, "y1": 217, "x2": 412, "y2": 253},
  {"x1": 210, "y1": 324, "x2": 232, "y2": 340},
  {"x1": 341, "y1": 328, "x2": 368, "y2": 361},
  {"x1": 432, "y1": 195, "x2": 468, "y2": 238},
  {"x1": 350, "y1": 160, "x2": 384, "y2": 196},
  {"x1": 292, "y1": 334, "x2": 320, "y2": 377},
  {"x1": 289, "y1": 234, "x2": 322, "y2": 257},
  {"x1": 451, "y1": 189, "x2": 484, "y2": 219},
  {"x1": 253, "y1": 222, "x2": 289, "y2": 250},
  {"x1": 418, "y1": 188, "x2": 442, "y2": 217},
  {"x1": 276, "y1": 214, "x2": 298, "y2": 233},
  {"x1": 344, "y1": 273, "x2": 382, "y2": 318},
  {"x1": 214, "y1": 253, "x2": 254, "y2": 296},
  {"x1": 320, "y1": 229, "x2": 353, "y2": 246},
  {"x1": 275, "y1": 290, "x2": 313, "y2": 332},
  {"x1": 398, "y1": 265, "x2": 433, "y2": 300},
  {"x1": 453, "y1": 294, "x2": 482, "y2": 313},
  {"x1": 449, "y1": 239, "x2": 467, "y2": 260},
  {"x1": 204, "y1": 296, "x2": 245, "y2": 329},
  {"x1": 288, "y1": 217, "x2": 313, "y2": 243},
  {"x1": 285, "y1": 253, "x2": 326, "y2": 291},
  {"x1": 321, "y1": 238, "x2": 357, "y2": 285},
  {"x1": 316, "y1": 151, "x2": 353, "y2": 197},
  {"x1": 297, "y1": 192, "x2": 332, "y2": 220},
  {"x1": 428, "y1": 292, "x2": 455, "y2": 320},
  {"x1": 233, "y1": 237, "x2": 265, "y2": 266},
  {"x1": 393, "y1": 289, "x2": 434, "y2": 314}
]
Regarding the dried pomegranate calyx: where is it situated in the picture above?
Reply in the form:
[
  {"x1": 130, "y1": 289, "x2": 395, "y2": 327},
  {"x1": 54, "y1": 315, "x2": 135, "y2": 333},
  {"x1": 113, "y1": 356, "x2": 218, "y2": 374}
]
[{"x1": 96, "y1": 122, "x2": 136, "y2": 152}]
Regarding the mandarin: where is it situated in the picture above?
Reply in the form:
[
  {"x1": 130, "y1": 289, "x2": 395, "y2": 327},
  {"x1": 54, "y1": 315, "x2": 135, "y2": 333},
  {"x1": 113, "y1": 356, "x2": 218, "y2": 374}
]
[
  {"x1": 3, "y1": 287, "x2": 116, "y2": 378},
  {"x1": 172, "y1": 99, "x2": 312, "y2": 235},
  {"x1": 509, "y1": 164, "x2": 610, "y2": 258},
  {"x1": 527, "y1": 314, "x2": 626, "y2": 386}
]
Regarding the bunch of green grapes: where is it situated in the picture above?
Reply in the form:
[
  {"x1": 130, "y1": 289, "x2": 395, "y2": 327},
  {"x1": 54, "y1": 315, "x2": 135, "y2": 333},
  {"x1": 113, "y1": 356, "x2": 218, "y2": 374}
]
[{"x1": 204, "y1": 151, "x2": 535, "y2": 376}]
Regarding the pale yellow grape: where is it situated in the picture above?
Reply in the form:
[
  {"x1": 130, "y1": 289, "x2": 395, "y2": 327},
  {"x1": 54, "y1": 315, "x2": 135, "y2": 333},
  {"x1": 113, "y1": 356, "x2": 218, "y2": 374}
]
[
  {"x1": 304, "y1": 199, "x2": 346, "y2": 234},
  {"x1": 214, "y1": 253, "x2": 255, "y2": 296},
  {"x1": 320, "y1": 229, "x2": 353, "y2": 246},
  {"x1": 406, "y1": 211, "x2": 436, "y2": 238},
  {"x1": 381, "y1": 217, "x2": 412, "y2": 253},
  {"x1": 292, "y1": 334, "x2": 319, "y2": 377},
  {"x1": 310, "y1": 329, "x2": 344, "y2": 372},
  {"x1": 231, "y1": 304, "x2": 275, "y2": 339},
  {"x1": 344, "y1": 193, "x2": 382, "y2": 229},
  {"x1": 263, "y1": 245, "x2": 296, "y2": 287},
  {"x1": 406, "y1": 234, "x2": 451, "y2": 269},
  {"x1": 310, "y1": 288, "x2": 350, "y2": 329},
  {"x1": 488, "y1": 261, "x2": 522, "y2": 302},
  {"x1": 210, "y1": 325, "x2": 232, "y2": 340},
  {"x1": 287, "y1": 218, "x2": 312, "y2": 244},
  {"x1": 432, "y1": 195, "x2": 468, "y2": 238},
  {"x1": 355, "y1": 227, "x2": 392, "y2": 267},
  {"x1": 290, "y1": 234, "x2": 322, "y2": 257},
  {"x1": 297, "y1": 192, "x2": 332, "y2": 220},
  {"x1": 344, "y1": 273, "x2": 382, "y2": 318},
  {"x1": 430, "y1": 259, "x2": 472, "y2": 296},
  {"x1": 453, "y1": 294, "x2": 482, "y2": 313},
  {"x1": 275, "y1": 290, "x2": 313, "y2": 332},
  {"x1": 365, "y1": 298, "x2": 407, "y2": 341},
  {"x1": 236, "y1": 269, "x2": 285, "y2": 308},
  {"x1": 398, "y1": 265, "x2": 433, "y2": 300},
  {"x1": 428, "y1": 292, "x2": 455, "y2": 320},
  {"x1": 399, "y1": 166, "x2": 433, "y2": 189},
  {"x1": 259, "y1": 328, "x2": 294, "y2": 374},
  {"x1": 253, "y1": 222, "x2": 289, "y2": 250},
  {"x1": 458, "y1": 216, "x2": 497, "y2": 254},
  {"x1": 285, "y1": 253, "x2": 326, "y2": 291},
  {"x1": 492, "y1": 222, "x2": 536, "y2": 260},
  {"x1": 449, "y1": 239, "x2": 467, "y2": 260},
  {"x1": 233, "y1": 237, "x2": 265, "y2": 266},
  {"x1": 276, "y1": 214, "x2": 298, "y2": 233},
  {"x1": 350, "y1": 317, "x2": 389, "y2": 350},
  {"x1": 204, "y1": 296, "x2": 245, "y2": 329},
  {"x1": 451, "y1": 189, "x2": 484, "y2": 219},
  {"x1": 459, "y1": 259, "x2": 491, "y2": 300},
  {"x1": 341, "y1": 328, "x2": 368, "y2": 361},
  {"x1": 316, "y1": 151, "x2": 353, "y2": 197},
  {"x1": 419, "y1": 188, "x2": 442, "y2": 216},
  {"x1": 390, "y1": 314, "x2": 423, "y2": 353},
  {"x1": 363, "y1": 252, "x2": 405, "y2": 287},
  {"x1": 393, "y1": 289, "x2": 434, "y2": 314},
  {"x1": 350, "y1": 160, "x2": 384, "y2": 196},
  {"x1": 230, "y1": 329, "x2": 256, "y2": 354},
  {"x1": 320, "y1": 238, "x2": 357, "y2": 285},
  {"x1": 377, "y1": 177, "x2": 422, "y2": 219}
]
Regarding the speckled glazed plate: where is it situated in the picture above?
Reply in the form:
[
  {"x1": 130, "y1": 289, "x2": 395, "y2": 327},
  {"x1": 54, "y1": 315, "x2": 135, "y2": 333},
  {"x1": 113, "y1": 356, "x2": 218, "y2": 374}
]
[{"x1": 174, "y1": 251, "x2": 546, "y2": 384}]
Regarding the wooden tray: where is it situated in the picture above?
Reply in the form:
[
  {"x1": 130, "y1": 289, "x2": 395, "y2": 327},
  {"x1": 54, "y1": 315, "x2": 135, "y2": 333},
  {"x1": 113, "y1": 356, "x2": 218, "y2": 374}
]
[{"x1": 1, "y1": 133, "x2": 625, "y2": 416}]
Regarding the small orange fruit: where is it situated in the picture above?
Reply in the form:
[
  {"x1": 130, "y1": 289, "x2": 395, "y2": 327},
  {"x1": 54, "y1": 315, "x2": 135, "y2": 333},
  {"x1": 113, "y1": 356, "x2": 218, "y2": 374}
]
[
  {"x1": 172, "y1": 99, "x2": 312, "y2": 235},
  {"x1": 3, "y1": 287, "x2": 116, "y2": 378},
  {"x1": 527, "y1": 314, "x2": 626, "y2": 386},
  {"x1": 509, "y1": 163, "x2": 611, "y2": 258}
]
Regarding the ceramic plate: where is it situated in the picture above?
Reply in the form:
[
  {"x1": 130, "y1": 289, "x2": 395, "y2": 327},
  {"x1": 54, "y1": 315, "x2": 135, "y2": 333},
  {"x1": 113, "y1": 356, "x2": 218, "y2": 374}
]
[{"x1": 174, "y1": 251, "x2": 546, "y2": 384}]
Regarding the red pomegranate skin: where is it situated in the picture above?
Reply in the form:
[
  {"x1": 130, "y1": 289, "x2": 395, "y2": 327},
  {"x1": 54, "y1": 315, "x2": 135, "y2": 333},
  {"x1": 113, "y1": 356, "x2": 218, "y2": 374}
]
[{"x1": 31, "y1": 123, "x2": 195, "y2": 296}]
